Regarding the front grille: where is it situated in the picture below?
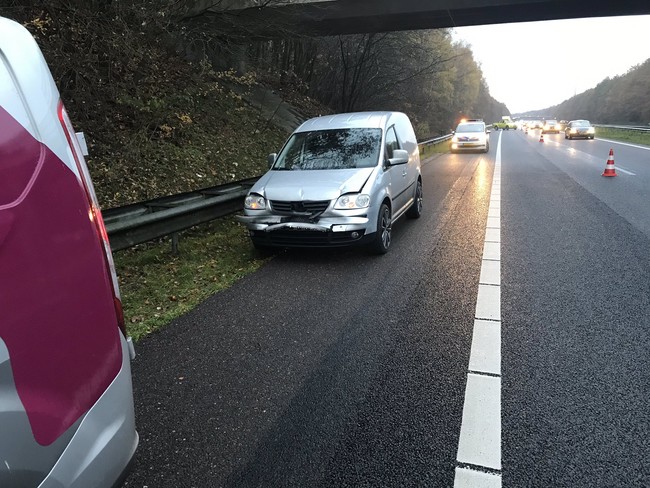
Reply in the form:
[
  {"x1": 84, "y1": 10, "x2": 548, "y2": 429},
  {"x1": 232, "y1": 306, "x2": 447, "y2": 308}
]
[
  {"x1": 251, "y1": 229, "x2": 365, "y2": 247},
  {"x1": 270, "y1": 200, "x2": 330, "y2": 214}
]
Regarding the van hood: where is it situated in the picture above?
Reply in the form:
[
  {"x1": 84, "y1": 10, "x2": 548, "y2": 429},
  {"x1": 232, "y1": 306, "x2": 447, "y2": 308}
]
[{"x1": 253, "y1": 168, "x2": 376, "y2": 201}]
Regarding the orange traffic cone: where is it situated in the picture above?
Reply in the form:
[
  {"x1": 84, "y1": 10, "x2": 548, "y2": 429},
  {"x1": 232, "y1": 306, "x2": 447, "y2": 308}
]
[
  {"x1": 602, "y1": 148, "x2": 617, "y2": 177},
  {"x1": 539, "y1": 133, "x2": 544, "y2": 143}
]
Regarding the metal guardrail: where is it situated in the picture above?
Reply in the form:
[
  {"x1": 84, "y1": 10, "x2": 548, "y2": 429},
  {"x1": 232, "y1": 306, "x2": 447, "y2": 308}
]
[
  {"x1": 418, "y1": 134, "x2": 453, "y2": 149},
  {"x1": 104, "y1": 177, "x2": 258, "y2": 251},
  {"x1": 104, "y1": 135, "x2": 455, "y2": 251},
  {"x1": 593, "y1": 124, "x2": 650, "y2": 133}
]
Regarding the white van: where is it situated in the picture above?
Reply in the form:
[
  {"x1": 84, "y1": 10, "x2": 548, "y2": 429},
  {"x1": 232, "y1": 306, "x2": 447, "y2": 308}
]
[
  {"x1": 238, "y1": 111, "x2": 423, "y2": 254},
  {"x1": 0, "y1": 17, "x2": 137, "y2": 487}
]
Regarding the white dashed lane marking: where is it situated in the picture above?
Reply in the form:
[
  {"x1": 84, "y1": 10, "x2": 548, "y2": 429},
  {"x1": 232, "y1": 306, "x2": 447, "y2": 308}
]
[{"x1": 454, "y1": 131, "x2": 502, "y2": 487}]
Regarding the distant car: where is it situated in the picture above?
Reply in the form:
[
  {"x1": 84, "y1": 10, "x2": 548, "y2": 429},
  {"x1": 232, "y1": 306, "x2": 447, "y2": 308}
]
[
  {"x1": 492, "y1": 118, "x2": 517, "y2": 130},
  {"x1": 450, "y1": 120, "x2": 490, "y2": 153},
  {"x1": 0, "y1": 16, "x2": 137, "y2": 487},
  {"x1": 565, "y1": 120, "x2": 595, "y2": 139},
  {"x1": 237, "y1": 111, "x2": 422, "y2": 254},
  {"x1": 559, "y1": 120, "x2": 568, "y2": 131},
  {"x1": 531, "y1": 120, "x2": 543, "y2": 129},
  {"x1": 542, "y1": 119, "x2": 561, "y2": 134}
]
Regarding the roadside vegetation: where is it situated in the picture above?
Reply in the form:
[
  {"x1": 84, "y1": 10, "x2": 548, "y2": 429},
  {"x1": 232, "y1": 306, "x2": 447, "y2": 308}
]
[{"x1": 596, "y1": 127, "x2": 650, "y2": 146}]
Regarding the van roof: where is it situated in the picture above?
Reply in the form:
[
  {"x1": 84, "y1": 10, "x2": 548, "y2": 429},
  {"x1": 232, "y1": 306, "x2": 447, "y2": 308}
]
[{"x1": 295, "y1": 111, "x2": 400, "y2": 132}]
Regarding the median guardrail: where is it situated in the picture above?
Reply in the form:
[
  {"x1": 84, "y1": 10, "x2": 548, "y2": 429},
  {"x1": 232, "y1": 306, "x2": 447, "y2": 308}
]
[{"x1": 593, "y1": 124, "x2": 650, "y2": 132}]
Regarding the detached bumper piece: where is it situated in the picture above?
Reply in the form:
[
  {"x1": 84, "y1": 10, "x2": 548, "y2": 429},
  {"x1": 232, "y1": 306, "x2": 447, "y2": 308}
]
[{"x1": 250, "y1": 228, "x2": 367, "y2": 247}]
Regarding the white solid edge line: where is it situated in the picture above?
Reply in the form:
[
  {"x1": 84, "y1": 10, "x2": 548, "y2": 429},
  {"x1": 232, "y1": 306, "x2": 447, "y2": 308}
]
[
  {"x1": 613, "y1": 166, "x2": 636, "y2": 176},
  {"x1": 597, "y1": 138, "x2": 650, "y2": 151}
]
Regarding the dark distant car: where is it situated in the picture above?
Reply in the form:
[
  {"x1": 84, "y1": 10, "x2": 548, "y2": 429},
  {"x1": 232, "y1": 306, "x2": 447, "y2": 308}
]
[
  {"x1": 542, "y1": 119, "x2": 561, "y2": 134},
  {"x1": 565, "y1": 120, "x2": 595, "y2": 140},
  {"x1": 559, "y1": 120, "x2": 568, "y2": 131}
]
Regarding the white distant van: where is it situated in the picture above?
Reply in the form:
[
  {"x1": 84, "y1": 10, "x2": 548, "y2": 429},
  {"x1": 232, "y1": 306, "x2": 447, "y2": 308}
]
[
  {"x1": 0, "y1": 17, "x2": 137, "y2": 487},
  {"x1": 238, "y1": 111, "x2": 423, "y2": 254}
]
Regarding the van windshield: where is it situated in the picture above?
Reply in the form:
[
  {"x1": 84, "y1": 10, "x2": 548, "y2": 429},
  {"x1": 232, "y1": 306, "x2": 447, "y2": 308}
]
[{"x1": 273, "y1": 128, "x2": 382, "y2": 170}]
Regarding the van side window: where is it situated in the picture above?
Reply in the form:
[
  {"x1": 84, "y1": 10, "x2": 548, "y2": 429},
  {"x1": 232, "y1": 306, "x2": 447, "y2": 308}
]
[{"x1": 385, "y1": 126, "x2": 400, "y2": 159}]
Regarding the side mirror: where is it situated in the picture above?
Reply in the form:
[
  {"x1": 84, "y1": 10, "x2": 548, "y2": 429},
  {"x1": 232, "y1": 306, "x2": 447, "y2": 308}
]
[
  {"x1": 389, "y1": 149, "x2": 409, "y2": 166},
  {"x1": 267, "y1": 153, "x2": 277, "y2": 168},
  {"x1": 486, "y1": 129, "x2": 491, "y2": 134}
]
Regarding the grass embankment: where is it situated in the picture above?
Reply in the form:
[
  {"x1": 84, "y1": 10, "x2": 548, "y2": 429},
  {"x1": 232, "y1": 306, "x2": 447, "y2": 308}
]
[
  {"x1": 596, "y1": 127, "x2": 650, "y2": 146},
  {"x1": 420, "y1": 139, "x2": 451, "y2": 158}
]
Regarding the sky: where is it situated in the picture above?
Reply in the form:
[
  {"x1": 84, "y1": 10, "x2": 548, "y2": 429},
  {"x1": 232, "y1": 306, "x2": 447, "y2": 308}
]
[{"x1": 452, "y1": 15, "x2": 650, "y2": 114}]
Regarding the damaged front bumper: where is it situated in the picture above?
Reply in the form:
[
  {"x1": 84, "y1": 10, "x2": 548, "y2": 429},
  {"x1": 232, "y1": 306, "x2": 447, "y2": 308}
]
[{"x1": 235, "y1": 214, "x2": 372, "y2": 248}]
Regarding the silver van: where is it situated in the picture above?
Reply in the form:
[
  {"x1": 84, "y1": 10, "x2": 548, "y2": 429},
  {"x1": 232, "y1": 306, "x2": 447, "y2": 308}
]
[
  {"x1": 238, "y1": 111, "x2": 423, "y2": 254},
  {"x1": 0, "y1": 17, "x2": 137, "y2": 487}
]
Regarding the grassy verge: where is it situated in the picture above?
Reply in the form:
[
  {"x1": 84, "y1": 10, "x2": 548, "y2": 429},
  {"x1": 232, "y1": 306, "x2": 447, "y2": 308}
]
[
  {"x1": 114, "y1": 217, "x2": 266, "y2": 341},
  {"x1": 596, "y1": 127, "x2": 650, "y2": 146},
  {"x1": 419, "y1": 139, "x2": 451, "y2": 158}
]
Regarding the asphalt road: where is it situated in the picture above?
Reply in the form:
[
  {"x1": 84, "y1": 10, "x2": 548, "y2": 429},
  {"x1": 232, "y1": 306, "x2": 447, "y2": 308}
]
[{"x1": 124, "y1": 129, "x2": 650, "y2": 487}]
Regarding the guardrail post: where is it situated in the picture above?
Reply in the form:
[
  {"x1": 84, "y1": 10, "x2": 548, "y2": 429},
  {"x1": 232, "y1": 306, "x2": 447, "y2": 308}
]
[{"x1": 171, "y1": 232, "x2": 179, "y2": 255}]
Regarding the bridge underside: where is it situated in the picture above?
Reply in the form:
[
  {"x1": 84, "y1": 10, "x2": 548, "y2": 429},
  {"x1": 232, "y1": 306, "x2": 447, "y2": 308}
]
[{"x1": 205, "y1": 0, "x2": 650, "y2": 38}]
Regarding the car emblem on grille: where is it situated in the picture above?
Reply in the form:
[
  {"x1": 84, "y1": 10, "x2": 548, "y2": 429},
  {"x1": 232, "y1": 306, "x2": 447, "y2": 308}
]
[{"x1": 292, "y1": 202, "x2": 307, "y2": 212}]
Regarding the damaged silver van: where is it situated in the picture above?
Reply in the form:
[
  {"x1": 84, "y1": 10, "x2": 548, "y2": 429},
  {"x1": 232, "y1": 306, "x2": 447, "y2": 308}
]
[{"x1": 238, "y1": 111, "x2": 422, "y2": 254}]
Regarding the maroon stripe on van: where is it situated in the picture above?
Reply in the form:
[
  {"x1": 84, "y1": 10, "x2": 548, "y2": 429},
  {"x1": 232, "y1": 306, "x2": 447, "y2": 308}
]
[{"x1": 0, "y1": 107, "x2": 122, "y2": 446}]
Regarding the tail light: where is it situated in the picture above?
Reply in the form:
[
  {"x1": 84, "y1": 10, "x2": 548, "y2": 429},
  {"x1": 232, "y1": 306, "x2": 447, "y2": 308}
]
[{"x1": 57, "y1": 100, "x2": 126, "y2": 336}]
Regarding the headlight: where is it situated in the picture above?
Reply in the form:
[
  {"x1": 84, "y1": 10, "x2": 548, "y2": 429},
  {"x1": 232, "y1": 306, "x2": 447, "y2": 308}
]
[
  {"x1": 570, "y1": 128, "x2": 577, "y2": 134},
  {"x1": 451, "y1": 136, "x2": 459, "y2": 143},
  {"x1": 244, "y1": 193, "x2": 266, "y2": 210},
  {"x1": 335, "y1": 194, "x2": 370, "y2": 209},
  {"x1": 587, "y1": 127, "x2": 595, "y2": 133}
]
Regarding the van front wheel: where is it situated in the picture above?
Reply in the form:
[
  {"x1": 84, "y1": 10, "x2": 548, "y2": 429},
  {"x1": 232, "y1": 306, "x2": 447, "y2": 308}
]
[{"x1": 369, "y1": 203, "x2": 392, "y2": 254}]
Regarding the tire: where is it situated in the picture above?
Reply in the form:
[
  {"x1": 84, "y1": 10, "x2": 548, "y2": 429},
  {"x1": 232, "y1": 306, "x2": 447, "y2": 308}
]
[
  {"x1": 484, "y1": 142, "x2": 490, "y2": 153},
  {"x1": 369, "y1": 203, "x2": 391, "y2": 254},
  {"x1": 406, "y1": 180, "x2": 423, "y2": 219}
]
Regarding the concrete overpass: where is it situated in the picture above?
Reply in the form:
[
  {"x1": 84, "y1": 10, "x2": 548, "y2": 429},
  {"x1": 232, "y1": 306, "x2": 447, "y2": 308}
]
[{"x1": 199, "y1": 0, "x2": 650, "y2": 37}]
